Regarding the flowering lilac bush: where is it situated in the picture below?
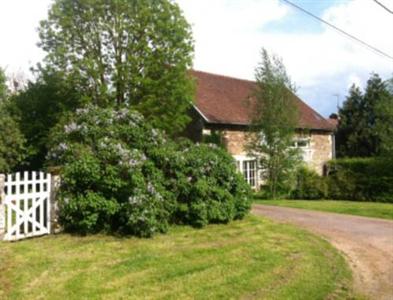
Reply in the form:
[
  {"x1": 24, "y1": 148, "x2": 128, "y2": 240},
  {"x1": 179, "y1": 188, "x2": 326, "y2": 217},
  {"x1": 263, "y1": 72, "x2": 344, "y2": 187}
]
[
  {"x1": 48, "y1": 105, "x2": 251, "y2": 236},
  {"x1": 48, "y1": 105, "x2": 173, "y2": 236},
  {"x1": 150, "y1": 141, "x2": 252, "y2": 227}
]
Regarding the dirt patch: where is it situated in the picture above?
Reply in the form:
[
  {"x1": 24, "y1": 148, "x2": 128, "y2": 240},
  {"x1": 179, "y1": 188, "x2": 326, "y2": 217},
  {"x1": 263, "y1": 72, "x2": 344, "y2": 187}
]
[{"x1": 252, "y1": 204, "x2": 393, "y2": 300}]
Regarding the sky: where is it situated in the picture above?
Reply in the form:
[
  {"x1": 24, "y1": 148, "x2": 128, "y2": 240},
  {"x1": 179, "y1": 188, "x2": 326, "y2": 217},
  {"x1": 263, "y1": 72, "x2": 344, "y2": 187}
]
[{"x1": 0, "y1": 0, "x2": 392, "y2": 117}]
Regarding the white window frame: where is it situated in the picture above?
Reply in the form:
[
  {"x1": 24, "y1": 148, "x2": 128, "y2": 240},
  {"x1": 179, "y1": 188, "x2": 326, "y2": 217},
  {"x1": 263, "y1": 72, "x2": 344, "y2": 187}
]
[
  {"x1": 234, "y1": 155, "x2": 259, "y2": 189},
  {"x1": 292, "y1": 138, "x2": 312, "y2": 162}
]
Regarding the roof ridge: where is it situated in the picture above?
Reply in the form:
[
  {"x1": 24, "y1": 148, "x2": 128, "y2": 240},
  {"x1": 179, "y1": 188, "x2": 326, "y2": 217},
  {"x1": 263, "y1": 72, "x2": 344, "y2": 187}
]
[{"x1": 191, "y1": 69, "x2": 255, "y2": 84}]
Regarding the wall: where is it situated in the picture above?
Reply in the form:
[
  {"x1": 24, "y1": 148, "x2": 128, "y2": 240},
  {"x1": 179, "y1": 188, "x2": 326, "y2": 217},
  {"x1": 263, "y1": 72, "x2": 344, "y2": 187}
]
[
  {"x1": 308, "y1": 132, "x2": 333, "y2": 175},
  {"x1": 222, "y1": 130, "x2": 249, "y2": 156},
  {"x1": 220, "y1": 129, "x2": 333, "y2": 175}
]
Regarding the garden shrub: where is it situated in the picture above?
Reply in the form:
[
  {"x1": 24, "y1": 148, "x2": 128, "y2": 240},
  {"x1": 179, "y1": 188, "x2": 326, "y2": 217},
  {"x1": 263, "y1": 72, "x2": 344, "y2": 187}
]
[
  {"x1": 47, "y1": 105, "x2": 251, "y2": 236},
  {"x1": 326, "y1": 158, "x2": 393, "y2": 202},
  {"x1": 291, "y1": 166, "x2": 327, "y2": 200},
  {"x1": 60, "y1": 192, "x2": 119, "y2": 234},
  {"x1": 47, "y1": 105, "x2": 173, "y2": 237},
  {"x1": 150, "y1": 141, "x2": 252, "y2": 227}
]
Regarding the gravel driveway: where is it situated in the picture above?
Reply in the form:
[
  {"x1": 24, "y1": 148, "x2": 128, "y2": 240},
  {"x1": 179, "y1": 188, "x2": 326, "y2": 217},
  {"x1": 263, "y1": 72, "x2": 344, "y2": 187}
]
[{"x1": 252, "y1": 204, "x2": 393, "y2": 300}]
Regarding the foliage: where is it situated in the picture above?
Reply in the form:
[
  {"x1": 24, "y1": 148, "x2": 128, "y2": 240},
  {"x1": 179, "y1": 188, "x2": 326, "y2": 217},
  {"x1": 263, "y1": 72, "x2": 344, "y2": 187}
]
[
  {"x1": 247, "y1": 48, "x2": 301, "y2": 199},
  {"x1": 336, "y1": 73, "x2": 393, "y2": 157},
  {"x1": 48, "y1": 105, "x2": 172, "y2": 236},
  {"x1": 202, "y1": 130, "x2": 224, "y2": 147},
  {"x1": 375, "y1": 77, "x2": 393, "y2": 156},
  {"x1": 60, "y1": 192, "x2": 119, "y2": 234},
  {"x1": 38, "y1": 0, "x2": 194, "y2": 135},
  {"x1": 0, "y1": 68, "x2": 8, "y2": 101},
  {"x1": 0, "y1": 71, "x2": 26, "y2": 173},
  {"x1": 151, "y1": 141, "x2": 251, "y2": 227},
  {"x1": 0, "y1": 111, "x2": 26, "y2": 173},
  {"x1": 291, "y1": 167, "x2": 327, "y2": 200},
  {"x1": 47, "y1": 105, "x2": 251, "y2": 236},
  {"x1": 8, "y1": 70, "x2": 84, "y2": 169},
  {"x1": 326, "y1": 158, "x2": 393, "y2": 202},
  {"x1": 335, "y1": 85, "x2": 364, "y2": 157}
]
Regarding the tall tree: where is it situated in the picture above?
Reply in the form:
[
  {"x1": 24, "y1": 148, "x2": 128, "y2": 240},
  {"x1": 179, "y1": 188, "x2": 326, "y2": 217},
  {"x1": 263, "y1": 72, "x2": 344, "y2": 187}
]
[
  {"x1": 337, "y1": 73, "x2": 392, "y2": 157},
  {"x1": 0, "y1": 68, "x2": 26, "y2": 172},
  {"x1": 8, "y1": 70, "x2": 84, "y2": 169},
  {"x1": 38, "y1": 0, "x2": 194, "y2": 135},
  {"x1": 336, "y1": 85, "x2": 364, "y2": 157},
  {"x1": 375, "y1": 76, "x2": 393, "y2": 156},
  {"x1": 0, "y1": 68, "x2": 8, "y2": 101},
  {"x1": 247, "y1": 49, "x2": 300, "y2": 199}
]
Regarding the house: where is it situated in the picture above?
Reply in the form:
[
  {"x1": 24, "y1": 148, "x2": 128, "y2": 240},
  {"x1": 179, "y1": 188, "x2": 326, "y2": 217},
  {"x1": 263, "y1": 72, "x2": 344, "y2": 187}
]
[{"x1": 186, "y1": 70, "x2": 336, "y2": 188}]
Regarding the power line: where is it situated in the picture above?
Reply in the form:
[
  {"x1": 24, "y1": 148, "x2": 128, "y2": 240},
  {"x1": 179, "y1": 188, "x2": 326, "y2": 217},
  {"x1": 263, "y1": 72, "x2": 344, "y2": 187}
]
[
  {"x1": 280, "y1": 0, "x2": 393, "y2": 61},
  {"x1": 373, "y1": 0, "x2": 393, "y2": 15}
]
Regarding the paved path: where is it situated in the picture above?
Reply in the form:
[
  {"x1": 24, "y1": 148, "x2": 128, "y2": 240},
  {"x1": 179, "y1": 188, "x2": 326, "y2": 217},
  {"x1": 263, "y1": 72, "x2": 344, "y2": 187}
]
[{"x1": 252, "y1": 205, "x2": 393, "y2": 300}]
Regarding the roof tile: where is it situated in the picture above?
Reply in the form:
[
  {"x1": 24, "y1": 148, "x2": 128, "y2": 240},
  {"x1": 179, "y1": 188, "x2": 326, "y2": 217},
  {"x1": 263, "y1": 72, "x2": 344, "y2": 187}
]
[{"x1": 191, "y1": 70, "x2": 334, "y2": 131}]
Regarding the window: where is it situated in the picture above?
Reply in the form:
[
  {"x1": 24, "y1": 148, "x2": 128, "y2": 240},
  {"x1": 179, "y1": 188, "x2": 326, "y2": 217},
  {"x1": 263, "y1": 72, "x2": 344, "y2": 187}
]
[
  {"x1": 293, "y1": 139, "x2": 310, "y2": 148},
  {"x1": 293, "y1": 138, "x2": 312, "y2": 162},
  {"x1": 243, "y1": 160, "x2": 257, "y2": 188},
  {"x1": 234, "y1": 156, "x2": 259, "y2": 188}
]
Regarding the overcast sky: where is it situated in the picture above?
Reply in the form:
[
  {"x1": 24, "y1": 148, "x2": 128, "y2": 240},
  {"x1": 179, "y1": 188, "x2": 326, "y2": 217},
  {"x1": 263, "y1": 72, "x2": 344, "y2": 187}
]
[{"x1": 0, "y1": 0, "x2": 392, "y2": 117}]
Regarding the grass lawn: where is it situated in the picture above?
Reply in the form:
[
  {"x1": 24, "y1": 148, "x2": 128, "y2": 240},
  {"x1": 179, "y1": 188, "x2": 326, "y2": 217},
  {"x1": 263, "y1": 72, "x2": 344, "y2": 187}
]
[
  {"x1": 0, "y1": 216, "x2": 355, "y2": 300},
  {"x1": 255, "y1": 199, "x2": 393, "y2": 220}
]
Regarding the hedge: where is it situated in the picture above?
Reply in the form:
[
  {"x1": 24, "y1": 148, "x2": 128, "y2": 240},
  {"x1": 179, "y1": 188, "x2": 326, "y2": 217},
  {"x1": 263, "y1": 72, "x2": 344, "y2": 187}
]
[{"x1": 326, "y1": 157, "x2": 393, "y2": 202}]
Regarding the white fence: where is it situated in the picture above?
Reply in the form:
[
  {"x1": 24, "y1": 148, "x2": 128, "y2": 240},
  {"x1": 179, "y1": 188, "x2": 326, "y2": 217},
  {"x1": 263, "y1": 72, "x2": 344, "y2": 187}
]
[{"x1": 0, "y1": 172, "x2": 60, "y2": 241}]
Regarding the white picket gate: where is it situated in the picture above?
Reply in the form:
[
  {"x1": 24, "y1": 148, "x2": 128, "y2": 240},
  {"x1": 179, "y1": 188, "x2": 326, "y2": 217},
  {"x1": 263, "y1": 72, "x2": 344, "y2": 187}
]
[{"x1": 2, "y1": 172, "x2": 51, "y2": 241}]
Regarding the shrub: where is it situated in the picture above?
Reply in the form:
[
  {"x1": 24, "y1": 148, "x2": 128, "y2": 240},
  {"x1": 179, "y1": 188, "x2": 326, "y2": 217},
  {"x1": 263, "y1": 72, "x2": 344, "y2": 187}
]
[
  {"x1": 291, "y1": 167, "x2": 327, "y2": 200},
  {"x1": 326, "y1": 158, "x2": 393, "y2": 202},
  {"x1": 61, "y1": 192, "x2": 119, "y2": 234},
  {"x1": 48, "y1": 105, "x2": 173, "y2": 237},
  {"x1": 150, "y1": 141, "x2": 252, "y2": 227},
  {"x1": 48, "y1": 105, "x2": 251, "y2": 236}
]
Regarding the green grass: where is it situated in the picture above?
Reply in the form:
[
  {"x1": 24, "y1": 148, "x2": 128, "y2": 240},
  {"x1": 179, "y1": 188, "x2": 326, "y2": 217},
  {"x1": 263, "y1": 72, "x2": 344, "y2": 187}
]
[
  {"x1": 255, "y1": 200, "x2": 393, "y2": 220},
  {"x1": 0, "y1": 216, "x2": 356, "y2": 300}
]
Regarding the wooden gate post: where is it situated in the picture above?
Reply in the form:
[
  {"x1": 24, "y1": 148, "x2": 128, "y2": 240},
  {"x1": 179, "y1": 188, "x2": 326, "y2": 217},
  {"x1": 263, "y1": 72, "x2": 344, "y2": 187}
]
[
  {"x1": 50, "y1": 174, "x2": 62, "y2": 234},
  {"x1": 0, "y1": 174, "x2": 5, "y2": 240}
]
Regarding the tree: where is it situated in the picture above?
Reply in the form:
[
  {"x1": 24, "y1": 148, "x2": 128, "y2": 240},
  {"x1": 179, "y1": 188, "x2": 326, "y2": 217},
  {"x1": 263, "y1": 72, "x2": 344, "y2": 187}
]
[
  {"x1": 38, "y1": 0, "x2": 194, "y2": 135},
  {"x1": 8, "y1": 70, "x2": 84, "y2": 169},
  {"x1": 336, "y1": 73, "x2": 392, "y2": 157},
  {"x1": 247, "y1": 49, "x2": 300, "y2": 199},
  {"x1": 336, "y1": 85, "x2": 364, "y2": 157},
  {"x1": 0, "y1": 68, "x2": 8, "y2": 101},
  {"x1": 0, "y1": 68, "x2": 26, "y2": 172},
  {"x1": 375, "y1": 77, "x2": 393, "y2": 156}
]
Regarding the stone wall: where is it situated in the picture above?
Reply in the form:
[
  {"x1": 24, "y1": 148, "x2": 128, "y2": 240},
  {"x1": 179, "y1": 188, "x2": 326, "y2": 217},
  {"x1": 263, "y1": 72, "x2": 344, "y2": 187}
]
[
  {"x1": 222, "y1": 130, "x2": 249, "y2": 156},
  {"x1": 220, "y1": 129, "x2": 333, "y2": 175},
  {"x1": 308, "y1": 132, "x2": 333, "y2": 175},
  {"x1": 50, "y1": 175, "x2": 62, "y2": 234}
]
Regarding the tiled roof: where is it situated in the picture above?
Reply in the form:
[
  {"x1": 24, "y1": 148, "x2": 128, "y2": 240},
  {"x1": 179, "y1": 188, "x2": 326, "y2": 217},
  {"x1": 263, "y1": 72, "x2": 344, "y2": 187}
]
[
  {"x1": 327, "y1": 117, "x2": 339, "y2": 128},
  {"x1": 191, "y1": 70, "x2": 335, "y2": 131}
]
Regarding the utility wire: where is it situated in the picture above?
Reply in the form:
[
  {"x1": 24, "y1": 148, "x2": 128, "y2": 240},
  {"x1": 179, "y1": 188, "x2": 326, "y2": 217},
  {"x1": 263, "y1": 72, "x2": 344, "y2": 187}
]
[
  {"x1": 373, "y1": 0, "x2": 393, "y2": 15},
  {"x1": 280, "y1": 0, "x2": 393, "y2": 61}
]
